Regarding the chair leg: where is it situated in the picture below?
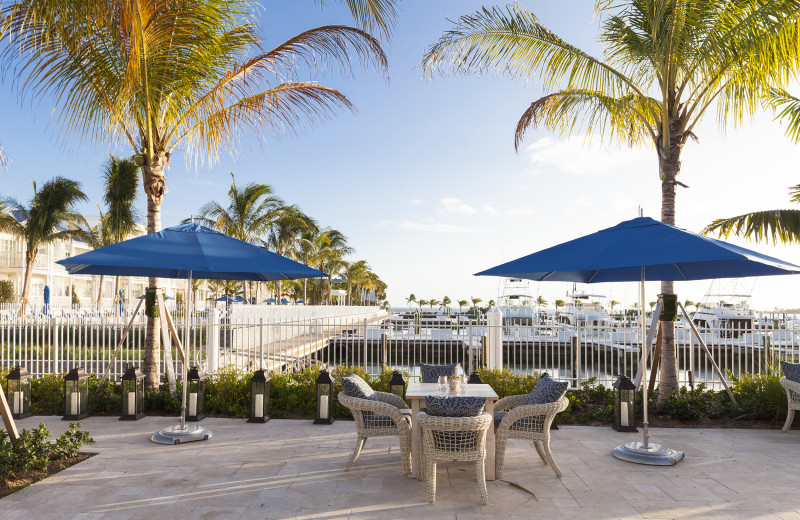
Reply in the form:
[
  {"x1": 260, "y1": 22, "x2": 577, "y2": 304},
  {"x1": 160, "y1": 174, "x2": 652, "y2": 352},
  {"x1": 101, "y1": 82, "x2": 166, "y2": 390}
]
[
  {"x1": 427, "y1": 460, "x2": 437, "y2": 504},
  {"x1": 543, "y1": 439, "x2": 562, "y2": 479},
  {"x1": 495, "y1": 434, "x2": 507, "y2": 480},
  {"x1": 400, "y1": 434, "x2": 412, "y2": 477},
  {"x1": 476, "y1": 458, "x2": 488, "y2": 505},
  {"x1": 345, "y1": 436, "x2": 366, "y2": 471},
  {"x1": 533, "y1": 440, "x2": 547, "y2": 464},
  {"x1": 783, "y1": 408, "x2": 796, "y2": 432}
]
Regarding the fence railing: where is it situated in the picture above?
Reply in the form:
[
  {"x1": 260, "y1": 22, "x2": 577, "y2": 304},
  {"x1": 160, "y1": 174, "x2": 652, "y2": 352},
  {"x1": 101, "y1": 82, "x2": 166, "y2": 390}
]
[{"x1": 2, "y1": 313, "x2": 798, "y2": 389}]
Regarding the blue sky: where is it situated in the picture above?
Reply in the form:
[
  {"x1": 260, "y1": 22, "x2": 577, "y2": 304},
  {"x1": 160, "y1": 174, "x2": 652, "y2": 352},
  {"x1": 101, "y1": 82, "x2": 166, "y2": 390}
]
[{"x1": 2, "y1": 1, "x2": 800, "y2": 310}]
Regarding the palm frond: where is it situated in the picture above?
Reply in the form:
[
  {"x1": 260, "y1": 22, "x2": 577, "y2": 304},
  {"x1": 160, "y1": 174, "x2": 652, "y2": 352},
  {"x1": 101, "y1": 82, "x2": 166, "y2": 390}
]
[
  {"x1": 703, "y1": 209, "x2": 800, "y2": 245},
  {"x1": 768, "y1": 89, "x2": 800, "y2": 144},
  {"x1": 422, "y1": 5, "x2": 640, "y2": 99},
  {"x1": 328, "y1": 0, "x2": 398, "y2": 40},
  {"x1": 515, "y1": 89, "x2": 658, "y2": 150}
]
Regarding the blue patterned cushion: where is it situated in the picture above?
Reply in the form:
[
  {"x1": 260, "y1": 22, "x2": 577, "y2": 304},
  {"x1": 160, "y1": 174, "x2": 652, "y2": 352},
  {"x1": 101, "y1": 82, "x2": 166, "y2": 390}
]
[
  {"x1": 420, "y1": 363, "x2": 458, "y2": 383},
  {"x1": 425, "y1": 396, "x2": 486, "y2": 417},
  {"x1": 341, "y1": 374, "x2": 377, "y2": 400},
  {"x1": 525, "y1": 374, "x2": 568, "y2": 405},
  {"x1": 782, "y1": 361, "x2": 800, "y2": 383}
]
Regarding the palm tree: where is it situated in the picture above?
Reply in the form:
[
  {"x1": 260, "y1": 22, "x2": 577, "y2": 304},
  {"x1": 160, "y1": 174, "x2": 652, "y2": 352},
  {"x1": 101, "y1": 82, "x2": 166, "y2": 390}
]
[
  {"x1": 422, "y1": 1, "x2": 800, "y2": 400},
  {"x1": 440, "y1": 296, "x2": 451, "y2": 315},
  {"x1": 0, "y1": 177, "x2": 87, "y2": 306},
  {"x1": 406, "y1": 293, "x2": 417, "y2": 309},
  {"x1": 418, "y1": 299, "x2": 429, "y2": 310},
  {"x1": 428, "y1": 298, "x2": 439, "y2": 311},
  {"x1": 102, "y1": 157, "x2": 140, "y2": 314},
  {"x1": 1, "y1": 0, "x2": 392, "y2": 387},
  {"x1": 470, "y1": 296, "x2": 482, "y2": 314},
  {"x1": 266, "y1": 206, "x2": 316, "y2": 304},
  {"x1": 610, "y1": 300, "x2": 621, "y2": 314},
  {"x1": 457, "y1": 299, "x2": 468, "y2": 316},
  {"x1": 554, "y1": 299, "x2": 565, "y2": 314},
  {"x1": 342, "y1": 260, "x2": 370, "y2": 305}
]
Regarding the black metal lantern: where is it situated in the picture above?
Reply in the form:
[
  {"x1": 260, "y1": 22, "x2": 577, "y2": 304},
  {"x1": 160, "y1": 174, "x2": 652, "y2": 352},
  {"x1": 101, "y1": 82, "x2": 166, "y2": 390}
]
[
  {"x1": 186, "y1": 366, "x2": 207, "y2": 421},
  {"x1": 388, "y1": 370, "x2": 406, "y2": 399},
  {"x1": 6, "y1": 365, "x2": 32, "y2": 419},
  {"x1": 314, "y1": 369, "x2": 334, "y2": 425},
  {"x1": 248, "y1": 369, "x2": 271, "y2": 423},
  {"x1": 63, "y1": 367, "x2": 89, "y2": 420},
  {"x1": 467, "y1": 371, "x2": 484, "y2": 384},
  {"x1": 120, "y1": 364, "x2": 145, "y2": 420},
  {"x1": 612, "y1": 374, "x2": 638, "y2": 432}
]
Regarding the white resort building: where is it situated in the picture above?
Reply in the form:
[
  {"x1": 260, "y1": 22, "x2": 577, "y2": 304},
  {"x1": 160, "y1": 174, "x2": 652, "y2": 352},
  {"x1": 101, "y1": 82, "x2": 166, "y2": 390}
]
[{"x1": 0, "y1": 224, "x2": 209, "y2": 311}]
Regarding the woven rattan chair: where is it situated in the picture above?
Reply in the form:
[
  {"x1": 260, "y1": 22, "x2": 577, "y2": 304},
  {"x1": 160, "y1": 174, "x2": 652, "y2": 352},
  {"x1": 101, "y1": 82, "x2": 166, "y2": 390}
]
[
  {"x1": 494, "y1": 395, "x2": 568, "y2": 479},
  {"x1": 418, "y1": 411, "x2": 492, "y2": 505},
  {"x1": 337, "y1": 391, "x2": 412, "y2": 476},
  {"x1": 780, "y1": 377, "x2": 800, "y2": 432}
]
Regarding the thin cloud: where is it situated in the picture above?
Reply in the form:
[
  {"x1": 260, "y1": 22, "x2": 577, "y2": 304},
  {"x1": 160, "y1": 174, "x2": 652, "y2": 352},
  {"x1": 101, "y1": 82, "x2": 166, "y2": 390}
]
[
  {"x1": 524, "y1": 136, "x2": 649, "y2": 176},
  {"x1": 409, "y1": 197, "x2": 424, "y2": 205},
  {"x1": 441, "y1": 197, "x2": 476, "y2": 214},
  {"x1": 377, "y1": 219, "x2": 478, "y2": 233}
]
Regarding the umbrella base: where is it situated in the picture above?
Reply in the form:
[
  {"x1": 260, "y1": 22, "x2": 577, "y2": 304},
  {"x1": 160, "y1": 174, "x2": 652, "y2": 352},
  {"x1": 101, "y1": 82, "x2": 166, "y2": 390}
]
[
  {"x1": 612, "y1": 441, "x2": 684, "y2": 466},
  {"x1": 151, "y1": 424, "x2": 213, "y2": 445}
]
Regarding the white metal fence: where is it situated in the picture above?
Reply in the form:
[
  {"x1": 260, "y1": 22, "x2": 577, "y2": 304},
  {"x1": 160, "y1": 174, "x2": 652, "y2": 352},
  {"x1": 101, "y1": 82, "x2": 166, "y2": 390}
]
[{"x1": 2, "y1": 311, "x2": 798, "y2": 389}]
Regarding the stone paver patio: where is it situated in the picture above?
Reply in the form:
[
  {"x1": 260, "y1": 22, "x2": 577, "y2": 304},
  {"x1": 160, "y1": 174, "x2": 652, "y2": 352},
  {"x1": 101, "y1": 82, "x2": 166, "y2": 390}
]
[{"x1": 2, "y1": 415, "x2": 800, "y2": 519}]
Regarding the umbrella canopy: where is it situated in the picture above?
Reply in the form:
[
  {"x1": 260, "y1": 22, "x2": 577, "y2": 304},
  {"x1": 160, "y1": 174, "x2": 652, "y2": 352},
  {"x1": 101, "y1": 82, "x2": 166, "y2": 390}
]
[
  {"x1": 476, "y1": 217, "x2": 800, "y2": 282},
  {"x1": 118, "y1": 290, "x2": 125, "y2": 315},
  {"x1": 43, "y1": 285, "x2": 50, "y2": 315},
  {"x1": 213, "y1": 296, "x2": 235, "y2": 302},
  {"x1": 263, "y1": 298, "x2": 276, "y2": 303},
  {"x1": 280, "y1": 298, "x2": 289, "y2": 304},
  {"x1": 57, "y1": 222, "x2": 327, "y2": 281}
]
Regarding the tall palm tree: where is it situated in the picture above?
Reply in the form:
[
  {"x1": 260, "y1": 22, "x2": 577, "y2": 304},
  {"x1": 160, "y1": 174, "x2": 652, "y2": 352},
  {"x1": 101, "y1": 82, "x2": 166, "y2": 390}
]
[
  {"x1": 406, "y1": 293, "x2": 417, "y2": 309},
  {"x1": 418, "y1": 299, "x2": 429, "y2": 310},
  {"x1": 102, "y1": 157, "x2": 140, "y2": 313},
  {"x1": 422, "y1": 1, "x2": 800, "y2": 399},
  {"x1": 428, "y1": 298, "x2": 439, "y2": 311},
  {"x1": 0, "y1": 177, "x2": 87, "y2": 306},
  {"x1": 266, "y1": 206, "x2": 316, "y2": 305},
  {"x1": 554, "y1": 299, "x2": 566, "y2": 314},
  {"x1": 457, "y1": 299, "x2": 468, "y2": 315},
  {"x1": 193, "y1": 173, "x2": 293, "y2": 303},
  {"x1": 343, "y1": 260, "x2": 370, "y2": 305},
  {"x1": 75, "y1": 211, "x2": 113, "y2": 308},
  {"x1": 470, "y1": 296, "x2": 482, "y2": 314},
  {"x1": 1, "y1": 0, "x2": 392, "y2": 387}
]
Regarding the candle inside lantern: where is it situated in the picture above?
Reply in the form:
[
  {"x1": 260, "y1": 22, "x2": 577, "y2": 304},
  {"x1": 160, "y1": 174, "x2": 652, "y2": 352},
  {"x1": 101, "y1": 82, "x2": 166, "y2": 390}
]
[
  {"x1": 253, "y1": 394, "x2": 264, "y2": 418},
  {"x1": 70, "y1": 392, "x2": 79, "y2": 416},
  {"x1": 189, "y1": 392, "x2": 198, "y2": 416},
  {"x1": 12, "y1": 391, "x2": 21, "y2": 415},
  {"x1": 127, "y1": 392, "x2": 136, "y2": 415},
  {"x1": 620, "y1": 401, "x2": 629, "y2": 427},
  {"x1": 319, "y1": 395, "x2": 329, "y2": 419}
]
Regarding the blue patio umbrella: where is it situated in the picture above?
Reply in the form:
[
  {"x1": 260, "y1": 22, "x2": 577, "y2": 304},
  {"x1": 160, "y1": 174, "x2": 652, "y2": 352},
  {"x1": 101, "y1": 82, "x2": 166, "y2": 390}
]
[
  {"x1": 43, "y1": 285, "x2": 50, "y2": 315},
  {"x1": 263, "y1": 298, "x2": 276, "y2": 303},
  {"x1": 56, "y1": 222, "x2": 327, "y2": 445},
  {"x1": 477, "y1": 216, "x2": 800, "y2": 466},
  {"x1": 213, "y1": 296, "x2": 234, "y2": 303},
  {"x1": 280, "y1": 299, "x2": 289, "y2": 304},
  {"x1": 231, "y1": 296, "x2": 244, "y2": 302},
  {"x1": 118, "y1": 290, "x2": 125, "y2": 315}
]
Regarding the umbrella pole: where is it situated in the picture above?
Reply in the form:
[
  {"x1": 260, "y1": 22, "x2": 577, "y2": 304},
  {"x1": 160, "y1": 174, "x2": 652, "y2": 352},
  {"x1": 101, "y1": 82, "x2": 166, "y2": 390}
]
[
  {"x1": 611, "y1": 268, "x2": 684, "y2": 465},
  {"x1": 180, "y1": 274, "x2": 191, "y2": 430},
  {"x1": 640, "y1": 268, "x2": 650, "y2": 449}
]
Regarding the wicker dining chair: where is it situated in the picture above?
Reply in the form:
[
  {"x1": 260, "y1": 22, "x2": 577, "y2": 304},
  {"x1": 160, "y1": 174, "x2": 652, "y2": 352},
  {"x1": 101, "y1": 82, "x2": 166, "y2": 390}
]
[
  {"x1": 780, "y1": 377, "x2": 800, "y2": 431},
  {"x1": 494, "y1": 395, "x2": 569, "y2": 479},
  {"x1": 418, "y1": 411, "x2": 492, "y2": 505},
  {"x1": 337, "y1": 391, "x2": 413, "y2": 476}
]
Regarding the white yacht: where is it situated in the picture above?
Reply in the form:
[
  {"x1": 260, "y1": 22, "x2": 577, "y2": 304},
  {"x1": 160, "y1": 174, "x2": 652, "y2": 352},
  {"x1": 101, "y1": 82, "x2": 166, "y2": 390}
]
[
  {"x1": 497, "y1": 278, "x2": 537, "y2": 321},
  {"x1": 557, "y1": 293, "x2": 612, "y2": 327}
]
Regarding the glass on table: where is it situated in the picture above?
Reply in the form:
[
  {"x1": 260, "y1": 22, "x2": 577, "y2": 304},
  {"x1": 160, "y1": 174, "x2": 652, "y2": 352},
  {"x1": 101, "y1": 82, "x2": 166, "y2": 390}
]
[{"x1": 438, "y1": 375, "x2": 448, "y2": 392}]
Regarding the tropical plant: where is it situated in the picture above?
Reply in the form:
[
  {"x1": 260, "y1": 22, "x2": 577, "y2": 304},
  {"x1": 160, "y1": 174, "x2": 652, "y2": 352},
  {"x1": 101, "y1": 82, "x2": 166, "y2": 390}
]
[
  {"x1": 0, "y1": 177, "x2": 87, "y2": 305},
  {"x1": 406, "y1": 293, "x2": 417, "y2": 308},
  {"x1": 554, "y1": 299, "x2": 565, "y2": 313},
  {"x1": 470, "y1": 296, "x2": 482, "y2": 313},
  {"x1": 0, "y1": 0, "x2": 392, "y2": 387},
  {"x1": 457, "y1": 299, "x2": 468, "y2": 315},
  {"x1": 418, "y1": 299, "x2": 429, "y2": 309},
  {"x1": 422, "y1": 1, "x2": 800, "y2": 400},
  {"x1": 0, "y1": 280, "x2": 13, "y2": 303},
  {"x1": 610, "y1": 300, "x2": 620, "y2": 313},
  {"x1": 536, "y1": 295, "x2": 547, "y2": 308}
]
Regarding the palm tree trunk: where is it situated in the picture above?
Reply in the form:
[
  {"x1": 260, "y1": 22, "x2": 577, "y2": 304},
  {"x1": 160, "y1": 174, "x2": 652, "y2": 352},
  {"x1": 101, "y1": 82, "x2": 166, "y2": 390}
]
[
  {"x1": 96, "y1": 274, "x2": 105, "y2": 309},
  {"x1": 142, "y1": 156, "x2": 167, "y2": 389},
  {"x1": 656, "y1": 114, "x2": 684, "y2": 401},
  {"x1": 20, "y1": 251, "x2": 35, "y2": 306},
  {"x1": 113, "y1": 276, "x2": 120, "y2": 317}
]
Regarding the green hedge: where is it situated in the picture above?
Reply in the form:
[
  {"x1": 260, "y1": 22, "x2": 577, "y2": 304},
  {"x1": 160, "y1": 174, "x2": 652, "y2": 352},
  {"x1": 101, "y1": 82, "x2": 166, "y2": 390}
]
[{"x1": 5, "y1": 365, "x2": 791, "y2": 424}]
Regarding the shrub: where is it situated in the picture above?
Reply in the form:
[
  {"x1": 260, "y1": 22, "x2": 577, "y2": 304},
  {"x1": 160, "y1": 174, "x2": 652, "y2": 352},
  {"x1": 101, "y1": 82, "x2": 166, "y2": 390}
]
[
  {"x1": 0, "y1": 280, "x2": 14, "y2": 303},
  {"x1": 0, "y1": 422, "x2": 94, "y2": 478}
]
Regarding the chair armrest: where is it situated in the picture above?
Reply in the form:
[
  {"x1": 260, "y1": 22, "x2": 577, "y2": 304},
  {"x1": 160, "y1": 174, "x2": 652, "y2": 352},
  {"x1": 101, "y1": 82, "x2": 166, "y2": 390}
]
[
  {"x1": 338, "y1": 392, "x2": 410, "y2": 427},
  {"x1": 498, "y1": 396, "x2": 569, "y2": 431},
  {"x1": 781, "y1": 377, "x2": 800, "y2": 395},
  {"x1": 494, "y1": 394, "x2": 528, "y2": 411},
  {"x1": 374, "y1": 391, "x2": 409, "y2": 410},
  {"x1": 419, "y1": 412, "x2": 492, "y2": 432}
]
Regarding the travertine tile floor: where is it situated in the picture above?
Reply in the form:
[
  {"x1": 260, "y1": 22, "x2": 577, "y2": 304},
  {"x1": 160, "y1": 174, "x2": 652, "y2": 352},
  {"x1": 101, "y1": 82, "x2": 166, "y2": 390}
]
[{"x1": 2, "y1": 415, "x2": 800, "y2": 519}]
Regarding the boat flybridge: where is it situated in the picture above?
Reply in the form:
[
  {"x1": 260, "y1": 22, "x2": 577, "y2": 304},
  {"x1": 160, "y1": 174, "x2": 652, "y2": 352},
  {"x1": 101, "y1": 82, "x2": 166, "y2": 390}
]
[{"x1": 558, "y1": 293, "x2": 613, "y2": 327}]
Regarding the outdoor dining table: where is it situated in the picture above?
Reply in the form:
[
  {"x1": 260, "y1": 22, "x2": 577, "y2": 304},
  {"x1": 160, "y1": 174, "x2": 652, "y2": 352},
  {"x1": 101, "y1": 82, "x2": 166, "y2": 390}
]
[{"x1": 406, "y1": 382, "x2": 499, "y2": 480}]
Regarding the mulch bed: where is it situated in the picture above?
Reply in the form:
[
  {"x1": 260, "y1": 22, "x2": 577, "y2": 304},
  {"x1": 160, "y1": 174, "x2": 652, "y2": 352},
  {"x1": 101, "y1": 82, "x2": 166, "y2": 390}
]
[{"x1": 0, "y1": 453, "x2": 94, "y2": 498}]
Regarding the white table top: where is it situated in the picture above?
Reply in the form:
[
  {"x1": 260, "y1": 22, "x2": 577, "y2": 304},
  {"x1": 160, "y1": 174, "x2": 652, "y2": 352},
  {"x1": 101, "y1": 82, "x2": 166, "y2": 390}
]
[{"x1": 405, "y1": 382, "x2": 498, "y2": 399}]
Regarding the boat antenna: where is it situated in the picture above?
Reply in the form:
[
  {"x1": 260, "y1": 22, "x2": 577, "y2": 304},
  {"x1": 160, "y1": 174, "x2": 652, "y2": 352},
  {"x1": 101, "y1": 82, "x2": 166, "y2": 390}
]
[{"x1": 638, "y1": 206, "x2": 643, "y2": 217}]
